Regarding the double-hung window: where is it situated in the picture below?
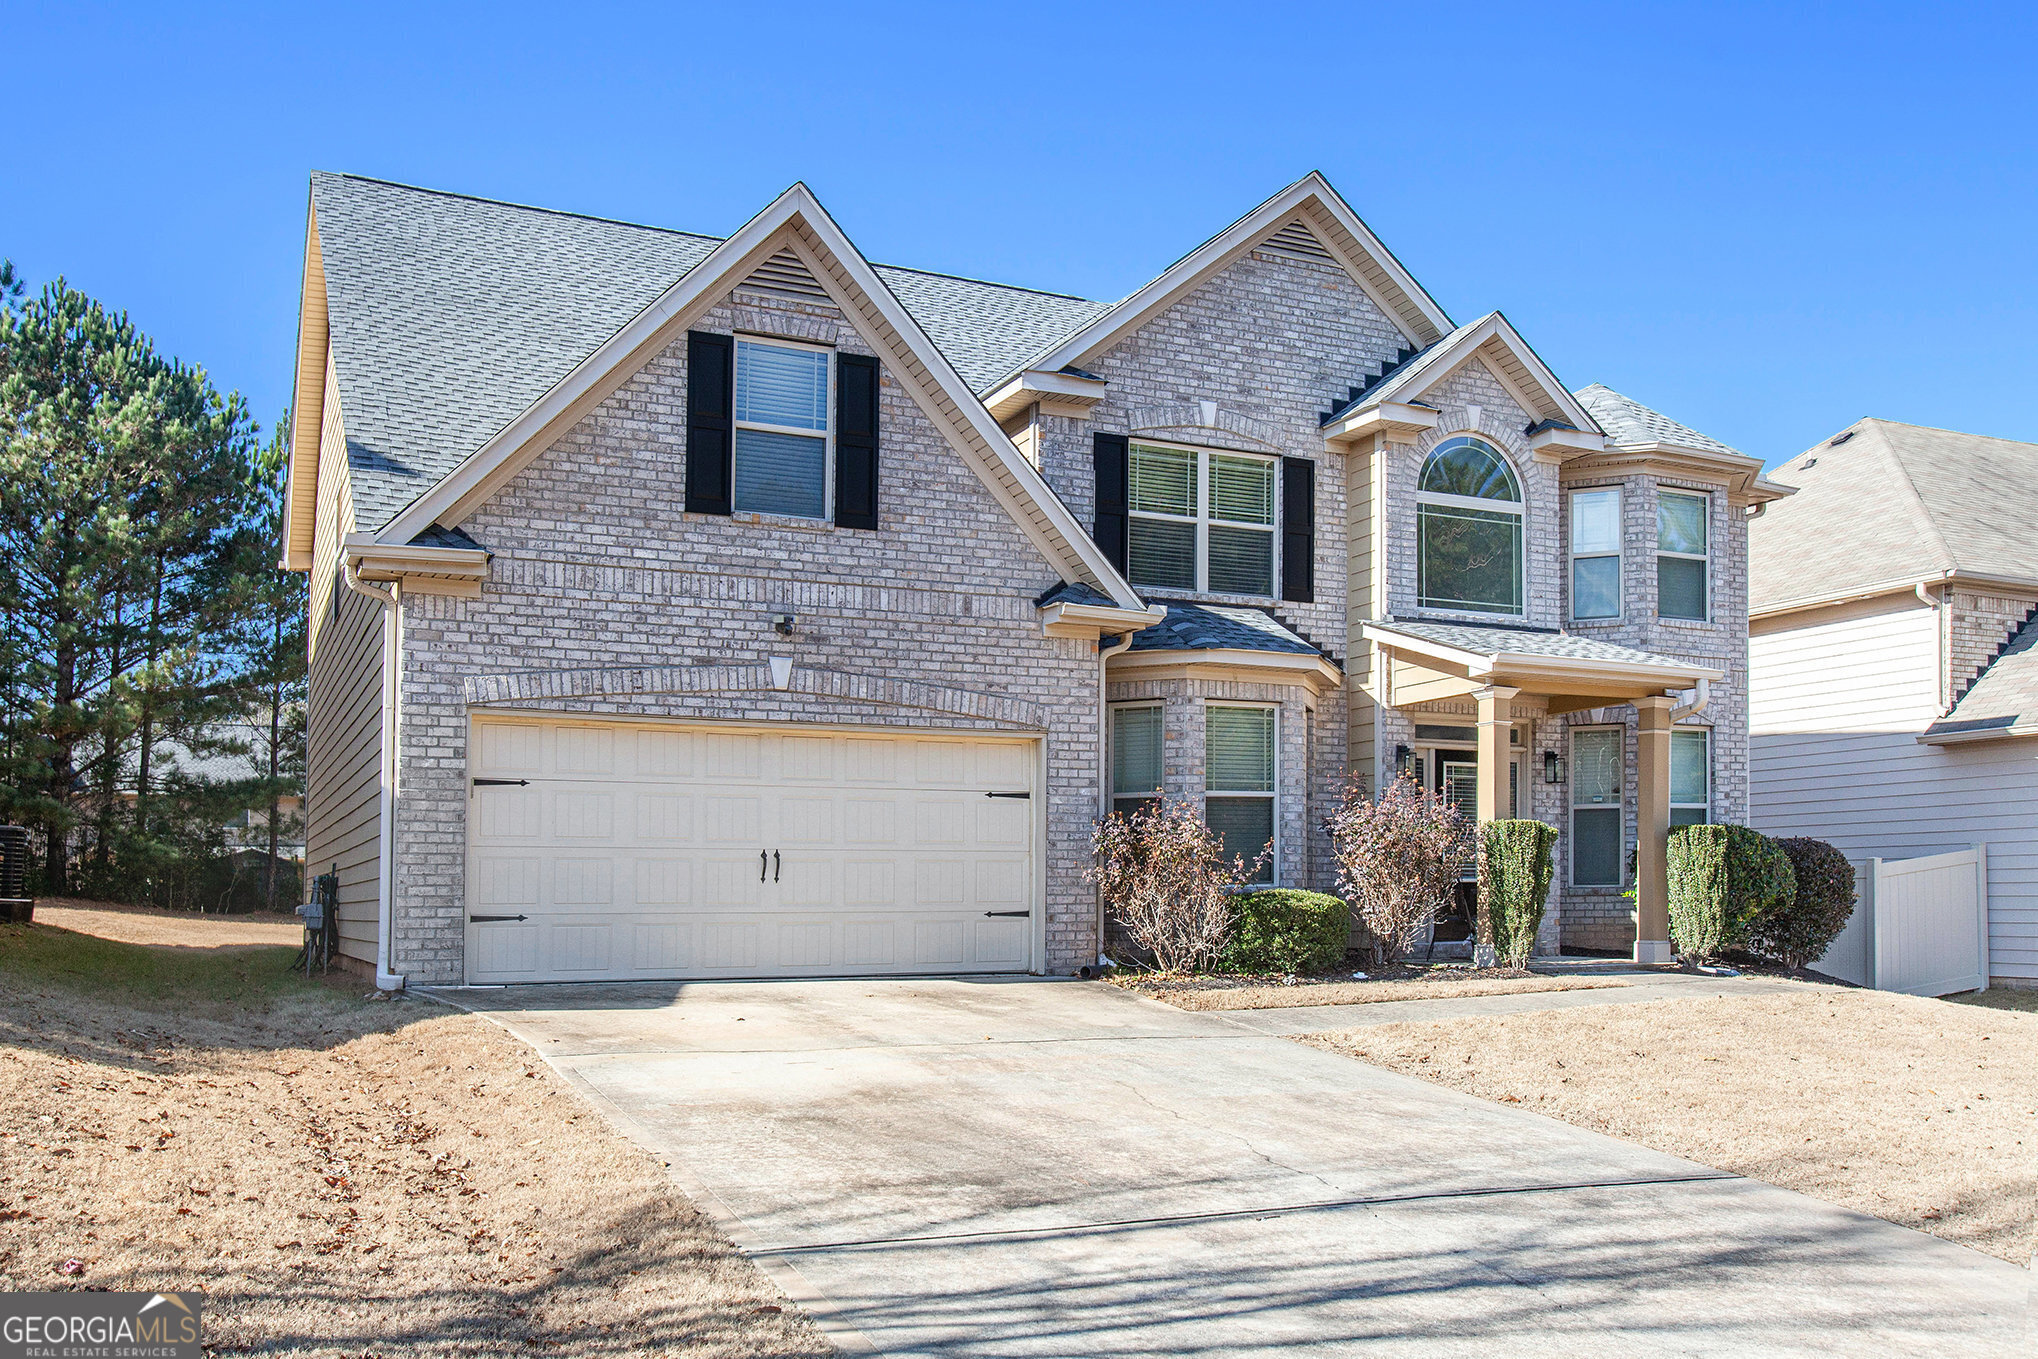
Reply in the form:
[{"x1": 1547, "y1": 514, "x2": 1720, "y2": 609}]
[
  {"x1": 1671, "y1": 727, "x2": 1711, "y2": 828},
  {"x1": 1205, "y1": 704, "x2": 1276, "y2": 883},
  {"x1": 1570, "y1": 488, "x2": 1621, "y2": 620},
  {"x1": 1126, "y1": 444, "x2": 1276, "y2": 595},
  {"x1": 1571, "y1": 727, "x2": 1624, "y2": 886},
  {"x1": 1657, "y1": 491, "x2": 1709, "y2": 620},
  {"x1": 1110, "y1": 704, "x2": 1164, "y2": 818},
  {"x1": 1417, "y1": 437, "x2": 1524, "y2": 614},
  {"x1": 733, "y1": 338, "x2": 831, "y2": 519}
]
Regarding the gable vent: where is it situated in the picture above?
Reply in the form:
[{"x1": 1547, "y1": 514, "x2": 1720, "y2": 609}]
[
  {"x1": 1259, "y1": 220, "x2": 1334, "y2": 262},
  {"x1": 741, "y1": 247, "x2": 831, "y2": 300}
]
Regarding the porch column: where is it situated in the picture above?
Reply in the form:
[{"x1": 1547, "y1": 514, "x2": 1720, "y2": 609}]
[
  {"x1": 1473, "y1": 685, "x2": 1518, "y2": 823},
  {"x1": 1634, "y1": 694, "x2": 1676, "y2": 964}
]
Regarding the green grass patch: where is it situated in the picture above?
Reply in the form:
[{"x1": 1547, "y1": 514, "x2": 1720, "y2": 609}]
[
  {"x1": 1949, "y1": 987, "x2": 2038, "y2": 1015},
  {"x1": 0, "y1": 921, "x2": 335, "y2": 1015}
]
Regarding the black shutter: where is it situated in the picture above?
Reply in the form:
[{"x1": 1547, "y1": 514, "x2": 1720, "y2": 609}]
[
  {"x1": 1281, "y1": 456, "x2": 1315, "y2": 603},
  {"x1": 835, "y1": 353, "x2": 880, "y2": 530},
  {"x1": 685, "y1": 331, "x2": 733, "y2": 515},
  {"x1": 1093, "y1": 432, "x2": 1129, "y2": 573}
]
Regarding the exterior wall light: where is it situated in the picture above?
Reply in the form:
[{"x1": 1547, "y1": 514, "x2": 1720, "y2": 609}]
[{"x1": 1544, "y1": 750, "x2": 1566, "y2": 784}]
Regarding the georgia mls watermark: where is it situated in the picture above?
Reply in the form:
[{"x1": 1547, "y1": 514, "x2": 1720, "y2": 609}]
[{"x1": 1, "y1": 1293, "x2": 201, "y2": 1359}]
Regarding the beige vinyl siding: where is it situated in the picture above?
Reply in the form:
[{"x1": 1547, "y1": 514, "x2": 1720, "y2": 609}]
[
  {"x1": 1346, "y1": 444, "x2": 1378, "y2": 783},
  {"x1": 1750, "y1": 598, "x2": 2038, "y2": 982},
  {"x1": 303, "y1": 360, "x2": 385, "y2": 970}
]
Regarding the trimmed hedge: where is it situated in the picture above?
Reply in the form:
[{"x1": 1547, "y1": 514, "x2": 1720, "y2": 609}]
[
  {"x1": 1747, "y1": 837, "x2": 1856, "y2": 970},
  {"x1": 1667, "y1": 823, "x2": 1796, "y2": 962},
  {"x1": 1478, "y1": 819, "x2": 1559, "y2": 967},
  {"x1": 1220, "y1": 889, "x2": 1350, "y2": 974}
]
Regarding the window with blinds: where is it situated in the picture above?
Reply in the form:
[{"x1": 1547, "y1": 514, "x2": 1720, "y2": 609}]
[
  {"x1": 733, "y1": 339, "x2": 830, "y2": 518},
  {"x1": 1111, "y1": 705, "x2": 1164, "y2": 817},
  {"x1": 1671, "y1": 727, "x2": 1710, "y2": 827},
  {"x1": 1206, "y1": 704, "x2": 1275, "y2": 883},
  {"x1": 1657, "y1": 491, "x2": 1709, "y2": 620},
  {"x1": 1570, "y1": 488, "x2": 1621, "y2": 620},
  {"x1": 1571, "y1": 727, "x2": 1624, "y2": 886},
  {"x1": 1124, "y1": 443, "x2": 1276, "y2": 596}
]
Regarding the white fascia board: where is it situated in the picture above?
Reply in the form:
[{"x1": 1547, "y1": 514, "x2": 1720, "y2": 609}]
[
  {"x1": 343, "y1": 532, "x2": 490, "y2": 581},
  {"x1": 1323, "y1": 401, "x2": 1441, "y2": 445},
  {"x1": 1526, "y1": 426, "x2": 1606, "y2": 460},
  {"x1": 1363, "y1": 312, "x2": 1599, "y2": 434},
  {"x1": 1752, "y1": 568, "x2": 2038, "y2": 621},
  {"x1": 1360, "y1": 622, "x2": 1722, "y2": 686},
  {"x1": 987, "y1": 368, "x2": 1109, "y2": 421},
  {"x1": 1108, "y1": 645, "x2": 1345, "y2": 690},
  {"x1": 283, "y1": 198, "x2": 328, "y2": 572},
  {"x1": 375, "y1": 184, "x2": 1145, "y2": 610},
  {"x1": 1040, "y1": 600, "x2": 1168, "y2": 638},
  {"x1": 1918, "y1": 721, "x2": 2038, "y2": 746},
  {"x1": 1011, "y1": 173, "x2": 1453, "y2": 384}
]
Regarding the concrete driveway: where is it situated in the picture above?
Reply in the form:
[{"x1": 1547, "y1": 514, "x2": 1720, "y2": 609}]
[{"x1": 443, "y1": 978, "x2": 2029, "y2": 1357}]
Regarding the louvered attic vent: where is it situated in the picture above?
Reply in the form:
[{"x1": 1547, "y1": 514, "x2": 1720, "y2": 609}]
[
  {"x1": 741, "y1": 247, "x2": 831, "y2": 299},
  {"x1": 1260, "y1": 220, "x2": 1334, "y2": 261}
]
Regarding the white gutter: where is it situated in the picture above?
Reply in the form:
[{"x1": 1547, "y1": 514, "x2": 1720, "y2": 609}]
[
  {"x1": 342, "y1": 561, "x2": 405, "y2": 991},
  {"x1": 1670, "y1": 677, "x2": 1710, "y2": 723}
]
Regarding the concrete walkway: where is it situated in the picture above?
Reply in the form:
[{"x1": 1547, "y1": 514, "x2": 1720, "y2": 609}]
[
  {"x1": 1219, "y1": 966, "x2": 1839, "y2": 1036},
  {"x1": 439, "y1": 977, "x2": 2029, "y2": 1357}
]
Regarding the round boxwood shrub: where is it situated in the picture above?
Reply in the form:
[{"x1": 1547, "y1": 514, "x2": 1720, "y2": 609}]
[
  {"x1": 1219, "y1": 889, "x2": 1350, "y2": 974},
  {"x1": 1746, "y1": 837, "x2": 1856, "y2": 970},
  {"x1": 1477, "y1": 819, "x2": 1559, "y2": 967},
  {"x1": 1667, "y1": 823, "x2": 1795, "y2": 962}
]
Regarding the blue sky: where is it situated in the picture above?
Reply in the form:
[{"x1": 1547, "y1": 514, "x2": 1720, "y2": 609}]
[{"x1": 6, "y1": 1, "x2": 2033, "y2": 468}]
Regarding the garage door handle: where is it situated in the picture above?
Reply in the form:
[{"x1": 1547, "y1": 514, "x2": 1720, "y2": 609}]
[
  {"x1": 470, "y1": 914, "x2": 528, "y2": 923},
  {"x1": 473, "y1": 778, "x2": 528, "y2": 787},
  {"x1": 760, "y1": 850, "x2": 768, "y2": 883},
  {"x1": 985, "y1": 791, "x2": 1030, "y2": 799},
  {"x1": 773, "y1": 850, "x2": 781, "y2": 882},
  {"x1": 984, "y1": 910, "x2": 1031, "y2": 918}
]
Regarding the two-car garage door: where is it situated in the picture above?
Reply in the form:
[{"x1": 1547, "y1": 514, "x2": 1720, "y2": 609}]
[{"x1": 464, "y1": 716, "x2": 1039, "y2": 983}]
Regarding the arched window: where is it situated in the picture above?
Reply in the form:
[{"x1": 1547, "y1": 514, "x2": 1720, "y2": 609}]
[{"x1": 1416, "y1": 436, "x2": 1523, "y2": 614}]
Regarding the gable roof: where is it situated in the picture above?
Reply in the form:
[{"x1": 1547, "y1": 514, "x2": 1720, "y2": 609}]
[
  {"x1": 1128, "y1": 602, "x2": 1325, "y2": 658},
  {"x1": 1347, "y1": 312, "x2": 1600, "y2": 433},
  {"x1": 301, "y1": 172, "x2": 1114, "y2": 535},
  {"x1": 1750, "y1": 419, "x2": 2038, "y2": 614},
  {"x1": 1574, "y1": 384, "x2": 1741, "y2": 456},
  {"x1": 1011, "y1": 172, "x2": 1454, "y2": 384}
]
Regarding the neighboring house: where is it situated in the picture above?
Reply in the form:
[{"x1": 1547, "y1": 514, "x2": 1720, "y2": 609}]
[
  {"x1": 115, "y1": 720, "x2": 306, "y2": 860},
  {"x1": 1748, "y1": 419, "x2": 2038, "y2": 989},
  {"x1": 287, "y1": 170, "x2": 1783, "y2": 987}
]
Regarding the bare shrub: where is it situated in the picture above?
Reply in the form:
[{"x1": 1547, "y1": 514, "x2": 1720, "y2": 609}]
[
  {"x1": 1325, "y1": 774, "x2": 1469, "y2": 968},
  {"x1": 1089, "y1": 797, "x2": 1265, "y2": 973}
]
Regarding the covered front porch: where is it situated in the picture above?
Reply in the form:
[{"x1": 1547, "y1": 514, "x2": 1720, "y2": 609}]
[{"x1": 1360, "y1": 620, "x2": 1724, "y2": 962}]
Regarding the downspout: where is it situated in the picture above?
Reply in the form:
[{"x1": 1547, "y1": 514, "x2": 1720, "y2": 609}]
[
  {"x1": 343, "y1": 560, "x2": 405, "y2": 991},
  {"x1": 1670, "y1": 677, "x2": 1710, "y2": 723},
  {"x1": 1916, "y1": 581, "x2": 1948, "y2": 713},
  {"x1": 1091, "y1": 631, "x2": 1135, "y2": 973}
]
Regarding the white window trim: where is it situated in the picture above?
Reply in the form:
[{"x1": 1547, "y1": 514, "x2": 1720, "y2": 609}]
[
  {"x1": 1656, "y1": 489, "x2": 1710, "y2": 621},
  {"x1": 1569, "y1": 486, "x2": 1622, "y2": 622},
  {"x1": 1109, "y1": 701, "x2": 1165, "y2": 814},
  {"x1": 1126, "y1": 439, "x2": 1279, "y2": 599},
  {"x1": 733, "y1": 334, "x2": 835, "y2": 522},
  {"x1": 1569, "y1": 723, "x2": 1626, "y2": 888},
  {"x1": 1204, "y1": 700, "x2": 1279, "y2": 885},
  {"x1": 1671, "y1": 724, "x2": 1711, "y2": 825},
  {"x1": 1415, "y1": 437, "x2": 1526, "y2": 617}
]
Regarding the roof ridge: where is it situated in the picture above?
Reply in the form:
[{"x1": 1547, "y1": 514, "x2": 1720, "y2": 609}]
[
  {"x1": 316, "y1": 170, "x2": 725, "y2": 244},
  {"x1": 1871, "y1": 421, "x2": 1960, "y2": 575}
]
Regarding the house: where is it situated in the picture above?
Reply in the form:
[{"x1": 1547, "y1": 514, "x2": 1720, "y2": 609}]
[
  {"x1": 286, "y1": 170, "x2": 1784, "y2": 987},
  {"x1": 1748, "y1": 419, "x2": 2038, "y2": 989}
]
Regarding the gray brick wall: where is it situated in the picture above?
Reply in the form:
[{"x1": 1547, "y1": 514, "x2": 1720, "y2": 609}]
[
  {"x1": 1948, "y1": 589, "x2": 2038, "y2": 705},
  {"x1": 387, "y1": 284, "x2": 1103, "y2": 982}
]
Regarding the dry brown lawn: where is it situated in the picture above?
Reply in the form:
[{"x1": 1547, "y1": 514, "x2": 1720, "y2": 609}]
[
  {"x1": 31, "y1": 897, "x2": 303, "y2": 948},
  {"x1": 1118, "y1": 967, "x2": 1626, "y2": 1012},
  {"x1": 0, "y1": 909, "x2": 829, "y2": 1357},
  {"x1": 1306, "y1": 990, "x2": 2038, "y2": 1264}
]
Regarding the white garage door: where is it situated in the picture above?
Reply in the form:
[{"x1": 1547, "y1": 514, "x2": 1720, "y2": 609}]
[{"x1": 464, "y1": 717, "x2": 1039, "y2": 983}]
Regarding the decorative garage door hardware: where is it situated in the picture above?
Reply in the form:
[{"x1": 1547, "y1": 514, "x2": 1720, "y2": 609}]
[
  {"x1": 983, "y1": 910, "x2": 1032, "y2": 918},
  {"x1": 757, "y1": 850, "x2": 783, "y2": 883},
  {"x1": 984, "y1": 790, "x2": 1030, "y2": 799},
  {"x1": 472, "y1": 777, "x2": 529, "y2": 786},
  {"x1": 470, "y1": 914, "x2": 528, "y2": 923}
]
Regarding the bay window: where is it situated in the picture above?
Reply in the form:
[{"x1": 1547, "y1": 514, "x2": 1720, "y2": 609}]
[
  {"x1": 1205, "y1": 704, "x2": 1276, "y2": 883},
  {"x1": 1126, "y1": 443, "x2": 1276, "y2": 596},
  {"x1": 1657, "y1": 490, "x2": 1709, "y2": 620},
  {"x1": 1417, "y1": 437, "x2": 1524, "y2": 614},
  {"x1": 1570, "y1": 488, "x2": 1621, "y2": 620}
]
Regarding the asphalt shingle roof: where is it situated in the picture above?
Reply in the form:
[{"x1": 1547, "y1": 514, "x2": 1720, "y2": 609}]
[
  {"x1": 1750, "y1": 419, "x2": 2038, "y2": 612},
  {"x1": 1929, "y1": 611, "x2": 2038, "y2": 737},
  {"x1": 1572, "y1": 384, "x2": 1741, "y2": 457},
  {"x1": 310, "y1": 172, "x2": 1111, "y2": 530},
  {"x1": 1035, "y1": 580, "x2": 1117, "y2": 608},
  {"x1": 1127, "y1": 602, "x2": 1324, "y2": 656},
  {"x1": 1366, "y1": 618, "x2": 1703, "y2": 670}
]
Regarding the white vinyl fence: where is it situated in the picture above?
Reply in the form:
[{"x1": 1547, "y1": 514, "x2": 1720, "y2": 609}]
[{"x1": 1815, "y1": 847, "x2": 1990, "y2": 996}]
